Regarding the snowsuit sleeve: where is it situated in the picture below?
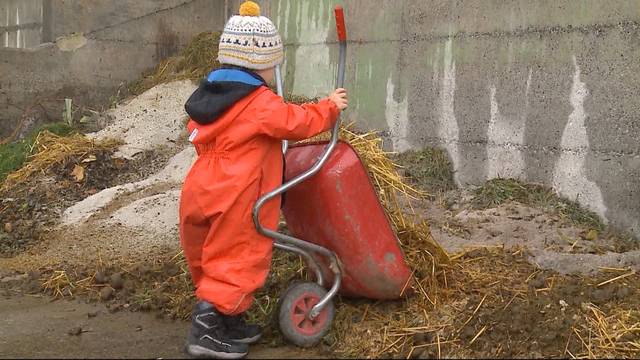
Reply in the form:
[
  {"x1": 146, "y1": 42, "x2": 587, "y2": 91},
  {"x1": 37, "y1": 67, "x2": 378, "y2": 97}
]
[{"x1": 251, "y1": 89, "x2": 340, "y2": 140}]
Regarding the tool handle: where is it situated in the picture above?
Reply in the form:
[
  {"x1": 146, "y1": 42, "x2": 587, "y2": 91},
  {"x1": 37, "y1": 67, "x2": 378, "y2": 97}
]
[
  {"x1": 253, "y1": 5, "x2": 348, "y2": 237},
  {"x1": 275, "y1": 65, "x2": 289, "y2": 153},
  {"x1": 334, "y1": 6, "x2": 347, "y2": 42}
]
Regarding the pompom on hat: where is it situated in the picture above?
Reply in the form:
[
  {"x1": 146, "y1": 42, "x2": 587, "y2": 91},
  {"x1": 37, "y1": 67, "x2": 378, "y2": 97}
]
[{"x1": 218, "y1": 1, "x2": 284, "y2": 70}]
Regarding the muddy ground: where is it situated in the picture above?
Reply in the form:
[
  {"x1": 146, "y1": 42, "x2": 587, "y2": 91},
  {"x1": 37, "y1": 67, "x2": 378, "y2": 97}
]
[
  {"x1": 0, "y1": 295, "x2": 325, "y2": 359},
  {"x1": 1, "y1": 154, "x2": 638, "y2": 358}
]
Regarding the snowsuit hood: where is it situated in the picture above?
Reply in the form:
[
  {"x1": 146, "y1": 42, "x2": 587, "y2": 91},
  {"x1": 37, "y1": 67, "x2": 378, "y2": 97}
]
[{"x1": 184, "y1": 66, "x2": 267, "y2": 125}]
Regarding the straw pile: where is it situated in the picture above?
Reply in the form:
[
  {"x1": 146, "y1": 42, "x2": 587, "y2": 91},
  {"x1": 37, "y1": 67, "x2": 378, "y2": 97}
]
[
  {"x1": 577, "y1": 305, "x2": 640, "y2": 358},
  {"x1": 302, "y1": 126, "x2": 449, "y2": 265},
  {"x1": 336, "y1": 128, "x2": 450, "y2": 264},
  {"x1": 245, "y1": 126, "x2": 449, "y2": 355},
  {"x1": 1, "y1": 131, "x2": 120, "y2": 191},
  {"x1": 129, "y1": 32, "x2": 221, "y2": 95}
]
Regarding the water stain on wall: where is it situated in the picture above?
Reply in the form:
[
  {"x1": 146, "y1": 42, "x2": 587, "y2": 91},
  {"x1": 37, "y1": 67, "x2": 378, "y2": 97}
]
[
  {"x1": 552, "y1": 56, "x2": 608, "y2": 222},
  {"x1": 155, "y1": 19, "x2": 179, "y2": 61},
  {"x1": 438, "y1": 37, "x2": 461, "y2": 186},
  {"x1": 485, "y1": 69, "x2": 532, "y2": 181},
  {"x1": 385, "y1": 75, "x2": 409, "y2": 152}
]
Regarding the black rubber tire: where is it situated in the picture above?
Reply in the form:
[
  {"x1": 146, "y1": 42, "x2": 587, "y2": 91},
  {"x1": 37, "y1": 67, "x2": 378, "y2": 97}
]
[{"x1": 278, "y1": 282, "x2": 335, "y2": 348}]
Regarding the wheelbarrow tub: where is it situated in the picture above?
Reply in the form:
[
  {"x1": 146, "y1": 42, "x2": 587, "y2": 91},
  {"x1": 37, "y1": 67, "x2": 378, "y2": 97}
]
[{"x1": 282, "y1": 141, "x2": 412, "y2": 300}]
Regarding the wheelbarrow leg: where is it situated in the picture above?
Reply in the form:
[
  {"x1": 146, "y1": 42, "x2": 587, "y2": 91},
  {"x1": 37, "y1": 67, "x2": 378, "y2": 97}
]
[
  {"x1": 252, "y1": 5, "x2": 348, "y2": 347},
  {"x1": 274, "y1": 242, "x2": 324, "y2": 287}
]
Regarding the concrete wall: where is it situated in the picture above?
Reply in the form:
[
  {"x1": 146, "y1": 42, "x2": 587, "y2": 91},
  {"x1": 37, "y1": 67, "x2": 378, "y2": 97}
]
[
  {"x1": 3, "y1": 0, "x2": 638, "y2": 238},
  {"x1": 0, "y1": 0, "x2": 43, "y2": 49},
  {"x1": 228, "y1": 0, "x2": 640, "y2": 238},
  {"x1": 0, "y1": 0, "x2": 224, "y2": 138}
]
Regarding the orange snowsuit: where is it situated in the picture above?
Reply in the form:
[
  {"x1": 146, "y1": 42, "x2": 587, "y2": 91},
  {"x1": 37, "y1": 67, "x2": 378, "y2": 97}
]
[{"x1": 179, "y1": 68, "x2": 339, "y2": 315}]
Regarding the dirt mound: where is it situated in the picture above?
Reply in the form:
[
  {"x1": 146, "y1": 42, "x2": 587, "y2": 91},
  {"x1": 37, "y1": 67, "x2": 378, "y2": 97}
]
[
  {"x1": 0, "y1": 147, "x2": 174, "y2": 257},
  {"x1": 90, "y1": 80, "x2": 194, "y2": 159}
]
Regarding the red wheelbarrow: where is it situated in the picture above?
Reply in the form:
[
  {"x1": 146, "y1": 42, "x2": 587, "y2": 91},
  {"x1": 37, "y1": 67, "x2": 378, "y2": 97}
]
[{"x1": 253, "y1": 6, "x2": 412, "y2": 347}]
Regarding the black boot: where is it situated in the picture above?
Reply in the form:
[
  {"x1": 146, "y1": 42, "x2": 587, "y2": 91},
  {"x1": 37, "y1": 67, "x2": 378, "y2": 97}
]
[
  {"x1": 221, "y1": 313, "x2": 262, "y2": 344},
  {"x1": 185, "y1": 301, "x2": 249, "y2": 359}
]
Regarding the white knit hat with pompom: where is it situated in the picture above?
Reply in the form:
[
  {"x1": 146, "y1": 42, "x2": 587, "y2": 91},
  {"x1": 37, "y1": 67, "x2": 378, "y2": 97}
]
[{"x1": 218, "y1": 1, "x2": 284, "y2": 70}]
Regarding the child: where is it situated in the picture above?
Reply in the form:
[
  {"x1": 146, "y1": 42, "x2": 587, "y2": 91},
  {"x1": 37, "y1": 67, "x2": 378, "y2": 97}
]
[{"x1": 179, "y1": 1, "x2": 348, "y2": 358}]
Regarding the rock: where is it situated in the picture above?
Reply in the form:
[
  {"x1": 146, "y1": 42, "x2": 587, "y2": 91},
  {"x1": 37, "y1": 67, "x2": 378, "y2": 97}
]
[
  {"x1": 109, "y1": 273, "x2": 124, "y2": 290},
  {"x1": 466, "y1": 247, "x2": 490, "y2": 259},
  {"x1": 417, "y1": 348, "x2": 437, "y2": 359},
  {"x1": 123, "y1": 280, "x2": 136, "y2": 291},
  {"x1": 100, "y1": 287, "x2": 114, "y2": 301},
  {"x1": 23, "y1": 280, "x2": 42, "y2": 294},
  {"x1": 87, "y1": 311, "x2": 98, "y2": 318},
  {"x1": 486, "y1": 227, "x2": 503, "y2": 237},
  {"x1": 619, "y1": 332, "x2": 636, "y2": 342},
  {"x1": 460, "y1": 326, "x2": 476, "y2": 340},
  {"x1": 412, "y1": 332, "x2": 434, "y2": 345},
  {"x1": 615, "y1": 286, "x2": 632, "y2": 300},
  {"x1": 68, "y1": 326, "x2": 83, "y2": 336},
  {"x1": 3, "y1": 223, "x2": 13, "y2": 233},
  {"x1": 108, "y1": 303, "x2": 123, "y2": 313},
  {"x1": 559, "y1": 300, "x2": 569, "y2": 310},
  {"x1": 27, "y1": 271, "x2": 41, "y2": 280},
  {"x1": 592, "y1": 288, "x2": 614, "y2": 304},
  {"x1": 529, "y1": 274, "x2": 546, "y2": 289},
  {"x1": 94, "y1": 271, "x2": 108, "y2": 284}
]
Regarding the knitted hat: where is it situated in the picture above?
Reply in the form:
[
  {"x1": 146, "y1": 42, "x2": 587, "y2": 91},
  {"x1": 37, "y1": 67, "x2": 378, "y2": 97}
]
[{"x1": 218, "y1": 1, "x2": 284, "y2": 70}]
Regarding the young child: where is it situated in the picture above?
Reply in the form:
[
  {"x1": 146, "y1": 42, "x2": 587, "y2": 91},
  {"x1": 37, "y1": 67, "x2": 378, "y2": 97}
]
[{"x1": 179, "y1": 1, "x2": 348, "y2": 358}]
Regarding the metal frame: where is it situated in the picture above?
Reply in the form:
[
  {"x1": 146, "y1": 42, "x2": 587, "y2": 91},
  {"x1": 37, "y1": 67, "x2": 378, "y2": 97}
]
[
  {"x1": 275, "y1": 65, "x2": 289, "y2": 154},
  {"x1": 253, "y1": 38, "x2": 347, "y2": 319}
]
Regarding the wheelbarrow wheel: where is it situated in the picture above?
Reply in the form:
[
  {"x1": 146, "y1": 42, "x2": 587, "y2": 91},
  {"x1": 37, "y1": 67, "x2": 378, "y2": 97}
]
[{"x1": 278, "y1": 282, "x2": 334, "y2": 348}]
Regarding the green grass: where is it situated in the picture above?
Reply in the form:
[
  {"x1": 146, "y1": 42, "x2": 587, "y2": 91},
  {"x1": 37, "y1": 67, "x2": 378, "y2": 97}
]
[
  {"x1": 392, "y1": 148, "x2": 607, "y2": 231},
  {"x1": 472, "y1": 178, "x2": 605, "y2": 231},
  {"x1": 395, "y1": 147, "x2": 457, "y2": 194},
  {"x1": 0, "y1": 122, "x2": 74, "y2": 181}
]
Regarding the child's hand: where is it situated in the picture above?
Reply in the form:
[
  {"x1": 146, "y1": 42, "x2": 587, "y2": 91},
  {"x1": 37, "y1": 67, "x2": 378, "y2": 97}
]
[{"x1": 329, "y1": 88, "x2": 348, "y2": 111}]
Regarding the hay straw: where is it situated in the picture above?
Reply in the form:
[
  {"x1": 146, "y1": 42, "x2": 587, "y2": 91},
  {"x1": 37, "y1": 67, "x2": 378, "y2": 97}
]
[
  {"x1": 2, "y1": 131, "x2": 121, "y2": 191},
  {"x1": 596, "y1": 271, "x2": 636, "y2": 287},
  {"x1": 280, "y1": 125, "x2": 454, "y2": 356},
  {"x1": 129, "y1": 32, "x2": 221, "y2": 95},
  {"x1": 301, "y1": 126, "x2": 449, "y2": 266},
  {"x1": 41, "y1": 270, "x2": 75, "y2": 298},
  {"x1": 469, "y1": 325, "x2": 487, "y2": 345},
  {"x1": 577, "y1": 304, "x2": 640, "y2": 358}
]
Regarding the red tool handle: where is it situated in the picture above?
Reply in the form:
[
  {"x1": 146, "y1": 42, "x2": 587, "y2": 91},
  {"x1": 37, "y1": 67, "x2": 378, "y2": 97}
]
[{"x1": 334, "y1": 6, "x2": 347, "y2": 42}]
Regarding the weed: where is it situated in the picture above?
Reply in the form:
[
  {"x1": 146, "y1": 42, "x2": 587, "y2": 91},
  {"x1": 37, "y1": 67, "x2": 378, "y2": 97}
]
[
  {"x1": 0, "y1": 122, "x2": 74, "y2": 181},
  {"x1": 472, "y1": 178, "x2": 605, "y2": 231},
  {"x1": 395, "y1": 147, "x2": 457, "y2": 194},
  {"x1": 129, "y1": 32, "x2": 221, "y2": 95}
]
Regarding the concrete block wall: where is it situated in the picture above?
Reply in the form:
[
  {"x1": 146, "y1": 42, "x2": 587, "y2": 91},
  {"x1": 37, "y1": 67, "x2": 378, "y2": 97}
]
[
  {"x1": 0, "y1": 0, "x2": 43, "y2": 49},
  {"x1": 2, "y1": 0, "x2": 638, "y2": 239},
  {"x1": 225, "y1": 0, "x2": 639, "y2": 238},
  {"x1": 0, "y1": 0, "x2": 224, "y2": 138}
]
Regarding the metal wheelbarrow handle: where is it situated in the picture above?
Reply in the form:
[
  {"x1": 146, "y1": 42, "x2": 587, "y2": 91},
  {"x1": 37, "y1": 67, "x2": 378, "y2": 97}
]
[
  {"x1": 252, "y1": 6, "x2": 348, "y2": 319},
  {"x1": 274, "y1": 66, "x2": 289, "y2": 154}
]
